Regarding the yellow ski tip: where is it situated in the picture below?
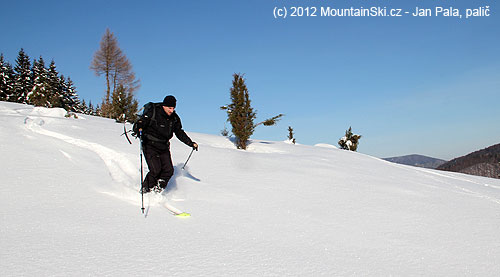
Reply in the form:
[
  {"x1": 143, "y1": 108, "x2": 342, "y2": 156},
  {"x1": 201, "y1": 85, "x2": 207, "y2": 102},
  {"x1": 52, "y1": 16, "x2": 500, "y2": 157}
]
[{"x1": 175, "y1": 212, "x2": 191, "y2": 217}]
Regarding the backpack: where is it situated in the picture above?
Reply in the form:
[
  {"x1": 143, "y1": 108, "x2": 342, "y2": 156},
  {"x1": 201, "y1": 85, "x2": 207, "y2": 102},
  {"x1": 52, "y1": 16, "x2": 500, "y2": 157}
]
[
  {"x1": 132, "y1": 102, "x2": 158, "y2": 136},
  {"x1": 142, "y1": 102, "x2": 158, "y2": 126}
]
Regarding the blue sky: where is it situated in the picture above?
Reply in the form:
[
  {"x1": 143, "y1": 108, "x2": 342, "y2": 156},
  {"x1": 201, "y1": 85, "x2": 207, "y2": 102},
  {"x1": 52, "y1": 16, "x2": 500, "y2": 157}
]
[{"x1": 1, "y1": 0, "x2": 499, "y2": 160}]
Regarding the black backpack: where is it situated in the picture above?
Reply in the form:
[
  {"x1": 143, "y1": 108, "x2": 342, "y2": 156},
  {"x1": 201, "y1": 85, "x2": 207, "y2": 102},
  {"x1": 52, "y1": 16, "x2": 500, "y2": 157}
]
[
  {"x1": 132, "y1": 102, "x2": 158, "y2": 136},
  {"x1": 142, "y1": 102, "x2": 158, "y2": 124}
]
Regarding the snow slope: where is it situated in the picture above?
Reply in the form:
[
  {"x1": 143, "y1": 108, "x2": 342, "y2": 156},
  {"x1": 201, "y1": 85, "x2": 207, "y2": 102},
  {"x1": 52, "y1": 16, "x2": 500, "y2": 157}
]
[{"x1": 1, "y1": 101, "x2": 500, "y2": 276}]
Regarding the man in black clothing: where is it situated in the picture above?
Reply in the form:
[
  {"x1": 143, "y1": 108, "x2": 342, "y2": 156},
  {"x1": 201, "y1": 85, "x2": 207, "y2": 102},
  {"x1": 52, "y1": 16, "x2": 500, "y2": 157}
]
[{"x1": 133, "y1": 95, "x2": 198, "y2": 193}]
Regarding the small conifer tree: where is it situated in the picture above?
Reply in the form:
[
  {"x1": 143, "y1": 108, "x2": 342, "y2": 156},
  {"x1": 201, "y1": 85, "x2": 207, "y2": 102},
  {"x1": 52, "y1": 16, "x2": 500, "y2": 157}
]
[
  {"x1": 28, "y1": 57, "x2": 50, "y2": 107},
  {"x1": 220, "y1": 124, "x2": 229, "y2": 137},
  {"x1": 0, "y1": 54, "x2": 15, "y2": 101},
  {"x1": 46, "y1": 60, "x2": 62, "y2": 108},
  {"x1": 287, "y1": 126, "x2": 296, "y2": 144},
  {"x1": 14, "y1": 48, "x2": 32, "y2": 104},
  {"x1": 60, "y1": 76, "x2": 81, "y2": 112},
  {"x1": 338, "y1": 127, "x2": 362, "y2": 151},
  {"x1": 111, "y1": 84, "x2": 138, "y2": 122},
  {"x1": 221, "y1": 73, "x2": 283, "y2": 149},
  {"x1": 88, "y1": 101, "x2": 96, "y2": 115}
]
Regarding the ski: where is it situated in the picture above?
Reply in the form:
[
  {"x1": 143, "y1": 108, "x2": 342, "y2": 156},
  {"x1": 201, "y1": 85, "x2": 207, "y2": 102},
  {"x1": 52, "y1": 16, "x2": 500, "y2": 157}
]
[{"x1": 162, "y1": 201, "x2": 191, "y2": 217}]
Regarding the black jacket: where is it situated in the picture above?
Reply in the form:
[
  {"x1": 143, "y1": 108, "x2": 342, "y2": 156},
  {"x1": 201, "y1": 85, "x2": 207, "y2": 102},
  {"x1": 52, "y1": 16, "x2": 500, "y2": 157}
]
[{"x1": 134, "y1": 103, "x2": 193, "y2": 151}]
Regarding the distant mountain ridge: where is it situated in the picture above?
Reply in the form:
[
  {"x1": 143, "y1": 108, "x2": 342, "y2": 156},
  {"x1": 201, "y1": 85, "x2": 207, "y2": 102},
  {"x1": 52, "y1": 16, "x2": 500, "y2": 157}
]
[
  {"x1": 437, "y1": 143, "x2": 500, "y2": 179},
  {"x1": 383, "y1": 154, "x2": 447, "y2": 169}
]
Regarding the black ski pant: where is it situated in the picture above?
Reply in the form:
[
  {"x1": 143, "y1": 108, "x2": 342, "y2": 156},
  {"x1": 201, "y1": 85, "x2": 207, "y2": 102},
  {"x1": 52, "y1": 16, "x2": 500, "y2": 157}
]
[{"x1": 143, "y1": 145, "x2": 174, "y2": 190}]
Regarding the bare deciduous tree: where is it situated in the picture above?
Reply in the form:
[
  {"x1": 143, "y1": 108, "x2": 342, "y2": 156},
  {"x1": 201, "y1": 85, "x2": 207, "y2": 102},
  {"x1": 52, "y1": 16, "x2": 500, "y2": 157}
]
[{"x1": 90, "y1": 28, "x2": 140, "y2": 118}]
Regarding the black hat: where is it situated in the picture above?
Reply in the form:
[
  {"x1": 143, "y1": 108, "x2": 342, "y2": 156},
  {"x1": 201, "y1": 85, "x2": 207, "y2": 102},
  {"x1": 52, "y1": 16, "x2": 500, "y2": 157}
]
[{"x1": 162, "y1": 95, "x2": 176, "y2": 107}]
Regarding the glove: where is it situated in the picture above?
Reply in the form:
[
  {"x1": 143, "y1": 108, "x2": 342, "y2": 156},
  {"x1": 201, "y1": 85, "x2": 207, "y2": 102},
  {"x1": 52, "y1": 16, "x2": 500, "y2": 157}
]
[
  {"x1": 132, "y1": 120, "x2": 144, "y2": 137},
  {"x1": 191, "y1": 142, "x2": 199, "y2": 151}
]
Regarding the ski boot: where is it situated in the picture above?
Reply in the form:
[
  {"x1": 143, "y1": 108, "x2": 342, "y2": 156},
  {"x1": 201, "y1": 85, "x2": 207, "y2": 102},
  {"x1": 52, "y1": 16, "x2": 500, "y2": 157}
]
[{"x1": 153, "y1": 179, "x2": 167, "y2": 193}]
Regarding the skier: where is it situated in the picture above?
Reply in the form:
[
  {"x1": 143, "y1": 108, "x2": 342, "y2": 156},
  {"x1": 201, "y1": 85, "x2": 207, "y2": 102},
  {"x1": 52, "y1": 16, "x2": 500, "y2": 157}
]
[{"x1": 133, "y1": 95, "x2": 198, "y2": 193}]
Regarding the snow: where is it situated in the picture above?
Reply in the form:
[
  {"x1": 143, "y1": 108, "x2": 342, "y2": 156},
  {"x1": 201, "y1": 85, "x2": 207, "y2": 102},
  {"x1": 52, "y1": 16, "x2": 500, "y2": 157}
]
[
  {"x1": 314, "y1": 143, "x2": 337, "y2": 149},
  {"x1": 1, "y1": 101, "x2": 500, "y2": 276}
]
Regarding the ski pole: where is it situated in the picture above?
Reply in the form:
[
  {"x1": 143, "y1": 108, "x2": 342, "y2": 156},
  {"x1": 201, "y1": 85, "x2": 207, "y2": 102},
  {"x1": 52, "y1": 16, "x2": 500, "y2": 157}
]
[
  {"x1": 139, "y1": 130, "x2": 145, "y2": 214},
  {"x1": 182, "y1": 148, "x2": 195, "y2": 170}
]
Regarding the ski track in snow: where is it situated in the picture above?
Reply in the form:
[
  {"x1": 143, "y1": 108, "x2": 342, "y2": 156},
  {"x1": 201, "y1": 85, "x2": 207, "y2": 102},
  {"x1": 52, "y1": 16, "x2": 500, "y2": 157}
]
[
  {"x1": 24, "y1": 115, "x2": 140, "y2": 203},
  {"x1": 23, "y1": 113, "x2": 193, "y2": 210}
]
